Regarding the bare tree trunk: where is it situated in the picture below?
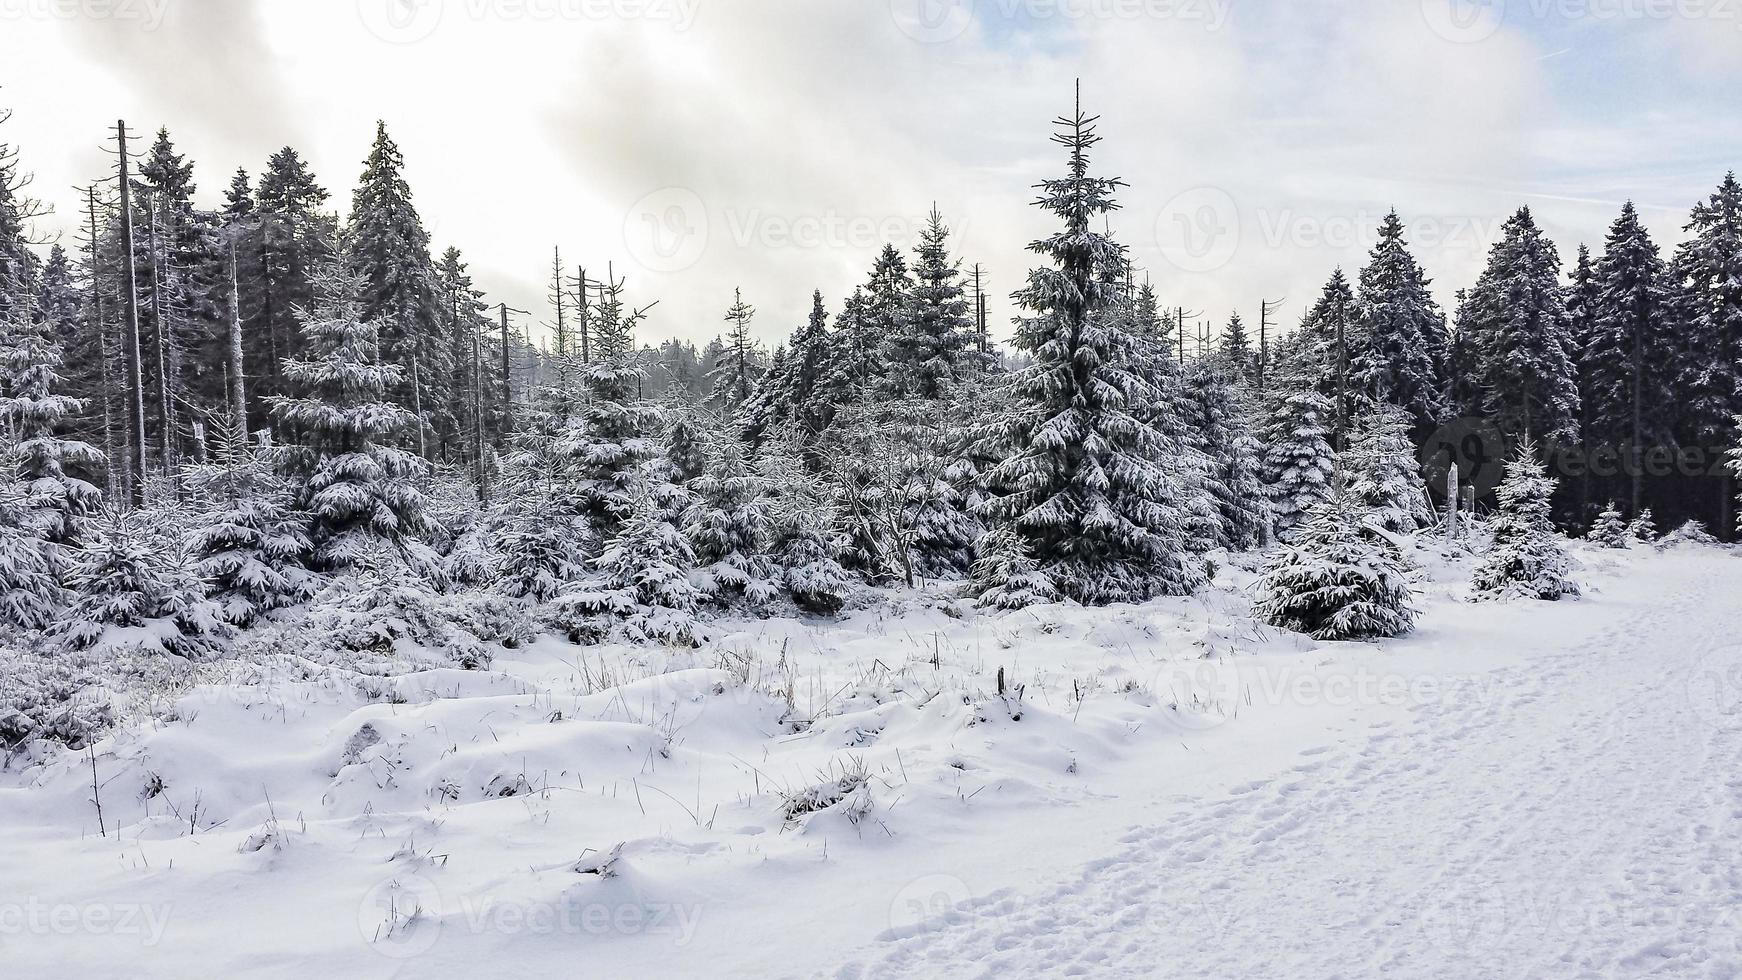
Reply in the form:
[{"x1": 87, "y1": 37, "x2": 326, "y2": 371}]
[
  {"x1": 227, "y1": 241, "x2": 248, "y2": 449},
  {"x1": 113, "y1": 121, "x2": 148, "y2": 507},
  {"x1": 145, "y1": 192, "x2": 176, "y2": 490}
]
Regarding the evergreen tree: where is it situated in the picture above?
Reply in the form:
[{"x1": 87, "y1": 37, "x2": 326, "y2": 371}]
[
  {"x1": 1255, "y1": 482, "x2": 1418, "y2": 641},
  {"x1": 1354, "y1": 211, "x2": 1448, "y2": 435},
  {"x1": 1261, "y1": 386, "x2": 1337, "y2": 540},
  {"x1": 886, "y1": 207, "x2": 971, "y2": 400},
  {"x1": 52, "y1": 515, "x2": 231, "y2": 659},
  {"x1": 1471, "y1": 440, "x2": 1580, "y2": 600},
  {"x1": 1583, "y1": 202, "x2": 1673, "y2": 510},
  {"x1": 685, "y1": 438, "x2": 776, "y2": 607},
  {"x1": 1732, "y1": 417, "x2": 1742, "y2": 534},
  {"x1": 547, "y1": 482, "x2": 702, "y2": 647},
  {"x1": 1627, "y1": 507, "x2": 1658, "y2": 544},
  {"x1": 827, "y1": 287, "x2": 879, "y2": 397},
  {"x1": 1670, "y1": 174, "x2": 1742, "y2": 451},
  {"x1": 0, "y1": 293, "x2": 103, "y2": 545},
  {"x1": 1346, "y1": 407, "x2": 1432, "y2": 533},
  {"x1": 708, "y1": 288, "x2": 764, "y2": 411},
  {"x1": 1184, "y1": 352, "x2": 1268, "y2": 551},
  {"x1": 1462, "y1": 207, "x2": 1581, "y2": 446},
  {"x1": 186, "y1": 450, "x2": 317, "y2": 625},
  {"x1": 978, "y1": 92, "x2": 1204, "y2": 605},
  {"x1": 861, "y1": 243, "x2": 913, "y2": 386},
  {"x1": 1215, "y1": 311, "x2": 1257, "y2": 388},
  {"x1": 759, "y1": 431, "x2": 852, "y2": 615},
  {"x1": 222, "y1": 168, "x2": 254, "y2": 224},
  {"x1": 565, "y1": 276, "x2": 662, "y2": 542},
  {"x1": 267, "y1": 250, "x2": 434, "y2": 571},
  {"x1": 970, "y1": 524, "x2": 1061, "y2": 610},
  {"x1": 248, "y1": 146, "x2": 333, "y2": 417},
  {"x1": 0, "y1": 488, "x2": 63, "y2": 632},
  {"x1": 1587, "y1": 502, "x2": 1629, "y2": 549},
  {"x1": 346, "y1": 122, "x2": 445, "y2": 435},
  {"x1": 1299, "y1": 268, "x2": 1363, "y2": 448}
]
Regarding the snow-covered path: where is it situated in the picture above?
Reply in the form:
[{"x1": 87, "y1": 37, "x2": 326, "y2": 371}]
[{"x1": 837, "y1": 560, "x2": 1742, "y2": 979}]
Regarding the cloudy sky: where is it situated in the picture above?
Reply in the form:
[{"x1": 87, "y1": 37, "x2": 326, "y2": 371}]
[{"x1": 1, "y1": 0, "x2": 1738, "y2": 350}]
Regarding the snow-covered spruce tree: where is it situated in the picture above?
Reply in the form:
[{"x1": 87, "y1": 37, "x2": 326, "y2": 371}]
[
  {"x1": 562, "y1": 276, "x2": 662, "y2": 544},
  {"x1": 1627, "y1": 508, "x2": 1658, "y2": 545},
  {"x1": 977, "y1": 92, "x2": 1204, "y2": 605},
  {"x1": 266, "y1": 248, "x2": 435, "y2": 572},
  {"x1": 0, "y1": 488, "x2": 64, "y2": 632},
  {"x1": 346, "y1": 121, "x2": 447, "y2": 423},
  {"x1": 53, "y1": 514, "x2": 231, "y2": 659},
  {"x1": 1670, "y1": 174, "x2": 1742, "y2": 455},
  {"x1": 970, "y1": 524, "x2": 1061, "y2": 611},
  {"x1": 1461, "y1": 207, "x2": 1581, "y2": 445},
  {"x1": 0, "y1": 292, "x2": 103, "y2": 546},
  {"x1": 184, "y1": 448, "x2": 317, "y2": 626},
  {"x1": 708, "y1": 288, "x2": 766, "y2": 412},
  {"x1": 1126, "y1": 278, "x2": 1221, "y2": 558},
  {"x1": 1732, "y1": 417, "x2": 1742, "y2": 534},
  {"x1": 740, "y1": 290, "x2": 840, "y2": 452},
  {"x1": 1254, "y1": 482, "x2": 1418, "y2": 641},
  {"x1": 686, "y1": 437, "x2": 776, "y2": 607},
  {"x1": 1471, "y1": 440, "x2": 1580, "y2": 601},
  {"x1": 758, "y1": 430, "x2": 853, "y2": 615},
  {"x1": 884, "y1": 207, "x2": 972, "y2": 401},
  {"x1": 1184, "y1": 351, "x2": 1269, "y2": 551},
  {"x1": 1215, "y1": 311, "x2": 1258, "y2": 389},
  {"x1": 1346, "y1": 407, "x2": 1432, "y2": 533},
  {"x1": 1587, "y1": 502, "x2": 1629, "y2": 549},
  {"x1": 546, "y1": 483, "x2": 703, "y2": 647},
  {"x1": 1261, "y1": 384, "x2": 1338, "y2": 541},
  {"x1": 1583, "y1": 202, "x2": 1673, "y2": 511},
  {"x1": 662, "y1": 404, "x2": 711, "y2": 487},
  {"x1": 1354, "y1": 211, "x2": 1449, "y2": 436}
]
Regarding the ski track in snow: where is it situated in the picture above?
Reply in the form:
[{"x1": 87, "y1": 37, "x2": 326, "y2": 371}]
[{"x1": 836, "y1": 567, "x2": 1742, "y2": 979}]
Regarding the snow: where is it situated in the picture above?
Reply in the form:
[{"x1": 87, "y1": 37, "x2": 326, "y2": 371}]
[{"x1": 3, "y1": 541, "x2": 1740, "y2": 978}]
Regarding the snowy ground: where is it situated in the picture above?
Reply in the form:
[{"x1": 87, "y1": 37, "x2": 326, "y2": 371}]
[{"x1": 4, "y1": 541, "x2": 1740, "y2": 978}]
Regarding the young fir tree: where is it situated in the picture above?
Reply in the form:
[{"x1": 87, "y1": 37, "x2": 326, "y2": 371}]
[
  {"x1": 53, "y1": 515, "x2": 231, "y2": 659},
  {"x1": 1354, "y1": 211, "x2": 1448, "y2": 436},
  {"x1": 247, "y1": 145, "x2": 333, "y2": 409},
  {"x1": 1346, "y1": 407, "x2": 1432, "y2": 533},
  {"x1": 547, "y1": 482, "x2": 703, "y2": 647},
  {"x1": 1297, "y1": 268, "x2": 1365, "y2": 445},
  {"x1": 1254, "y1": 481, "x2": 1418, "y2": 641},
  {"x1": 977, "y1": 91, "x2": 1204, "y2": 605},
  {"x1": 758, "y1": 430, "x2": 853, "y2": 615},
  {"x1": 1583, "y1": 202, "x2": 1673, "y2": 511},
  {"x1": 708, "y1": 288, "x2": 765, "y2": 412},
  {"x1": 971, "y1": 524, "x2": 1061, "y2": 611},
  {"x1": 346, "y1": 122, "x2": 445, "y2": 430},
  {"x1": 0, "y1": 291, "x2": 104, "y2": 546},
  {"x1": 267, "y1": 250, "x2": 434, "y2": 571},
  {"x1": 861, "y1": 244, "x2": 913, "y2": 387},
  {"x1": 1671, "y1": 174, "x2": 1742, "y2": 453},
  {"x1": 565, "y1": 276, "x2": 662, "y2": 544},
  {"x1": 185, "y1": 448, "x2": 317, "y2": 626},
  {"x1": 1185, "y1": 351, "x2": 1269, "y2": 551},
  {"x1": 1471, "y1": 440, "x2": 1580, "y2": 601},
  {"x1": 1215, "y1": 311, "x2": 1258, "y2": 388},
  {"x1": 1587, "y1": 502, "x2": 1629, "y2": 549},
  {"x1": 1127, "y1": 277, "x2": 1220, "y2": 558},
  {"x1": 1627, "y1": 507, "x2": 1658, "y2": 544},
  {"x1": 1260, "y1": 385, "x2": 1338, "y2": 541},
  {"x1": 0, "y1": 488, "x2": 63, "y2": 632},
  {"x1": 1462, "y1": 207, "x2": 1581, "y2": 446},
  {"x1": 685, "y1": 438, "x2": 776, "y2": 607},
  {"x1": 885, "y1": 207, "x2": 971, "y2": 400},
  {"x1": 741, "y1": 290, "x2": 838, "y2": 451},
  {"x1": 222, "y1": 168, "x2": 254, "y2": 225},
  {"x1": 826, "y1": 287, "x2": 879, "y2": 399}
]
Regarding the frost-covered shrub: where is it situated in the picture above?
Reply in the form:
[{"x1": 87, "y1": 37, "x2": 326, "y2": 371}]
[
  {"x1": 686, "y1": 440, "x2": 776, "y2": 608},
  {"x1": 300, "y1": 558, "x2": 490, "y2": 669},
  {"x1": 1587, "y1": 503, "x2": 1630, "y2": 549},
  {"x1": 1626, "y1": 508, "x2": 1658, "y2": 545},
  {"x1": 186, "y1": 458, "x2": 318, "y2": 626},
  {"x1": 759, "y1": 436, "x2": 852, "y2": 616},
  {"x1": 448, "y1": 592, "x2": 536, "y2": 650},
  {"x1": 1255, "y1": 485, "x2": 1418, "y2": 640},
  {"x1": 1471, "y1": 442, "x2": 1580, "y2": 601},
  {"x1": 1656, "y1": 520, "x2": 1722, "y2": 550},
  {"x1": 971, "y1": 525, "x2": 1061, "y2": 611},
  {"x1": 0, "y1": 648, "x2": 112, "y2": 751},
  {"x1": 52, "y1": 516, "x2": 232, "y2": 660},
  {"x1": 492, "y1": 509, "x2": 589, "y2": 604},
  {"x1": 442, "y1": 524, "x2": 500, "y2": 590},
  {"x1": 0, "y1": 491, "x2": 64, "y2": 633},
  {"x1": 1347, "y1": 407, "x2": 1432, "y2": 533},
  {"x1": 548, "y1": 489, "x2": 703, "y2": 647}
]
